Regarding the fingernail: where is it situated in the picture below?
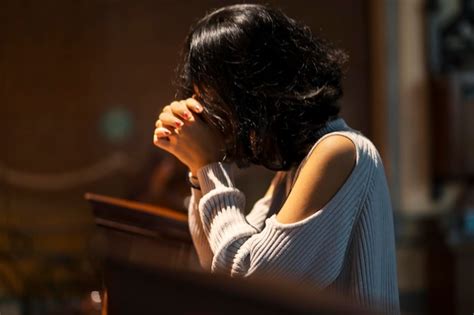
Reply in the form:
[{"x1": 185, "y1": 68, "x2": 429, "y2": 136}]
[
  {"x1": 183, "y1": 112, "x2": 191, "y2": 120},
  {"x1": 195, "y1": 105, "x2": 202, "y2": 112},
  {"x1": 175, "y1": 121, "x2": 183, "y2": 127}
]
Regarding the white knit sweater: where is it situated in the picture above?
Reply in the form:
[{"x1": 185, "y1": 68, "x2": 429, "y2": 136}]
[{"x1": 187, "y1": 118, "x2": 400, "y2": 314}]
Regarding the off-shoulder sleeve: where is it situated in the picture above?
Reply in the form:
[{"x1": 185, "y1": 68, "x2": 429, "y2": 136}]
[{"x1": 196, "y1": 155, "x2": 374, "y2": 286}]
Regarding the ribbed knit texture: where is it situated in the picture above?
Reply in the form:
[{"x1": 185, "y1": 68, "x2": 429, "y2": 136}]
[{"x1": 187, "y1": 118, "x2": 400, "y2": 314}]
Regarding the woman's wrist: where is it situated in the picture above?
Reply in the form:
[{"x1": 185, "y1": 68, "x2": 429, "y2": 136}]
[
  {"x1": 195, "y1": 162, "x2": 235, "y2": 193},
  {"x1": 188, "y1": 149, "x2": 227, "y2": 176},
  {"x1": 187, "y1": 171, "x2": 201, "y2": 190},
  {"x1": 189, "y1": 160, "x2": 219, "y2": 177}
]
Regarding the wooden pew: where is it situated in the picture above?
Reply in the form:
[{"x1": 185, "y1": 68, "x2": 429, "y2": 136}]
[{"x1": 85, "y1": 193, "x2": 379, "y2": 315}]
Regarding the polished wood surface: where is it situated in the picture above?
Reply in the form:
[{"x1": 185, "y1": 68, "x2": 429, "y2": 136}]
[
  {"x1": 85, "y1": 192, "x2": 191, "y2": 244},
  {"x1": 85, "y1": 192, "x2": 188, "y2": 223}
]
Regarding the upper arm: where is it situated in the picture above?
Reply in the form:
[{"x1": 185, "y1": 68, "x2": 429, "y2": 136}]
[{"x1": 276, "y1": 135, "x2": 357, "y2": 224}]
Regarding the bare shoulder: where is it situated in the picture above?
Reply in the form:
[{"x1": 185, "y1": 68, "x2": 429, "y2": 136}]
[
  {"x1": 310, "y1": 134, "x2": 357, "y2": 166},
  {"x1": 276, "y1": 134, "x2": 357, "y2": 224}
]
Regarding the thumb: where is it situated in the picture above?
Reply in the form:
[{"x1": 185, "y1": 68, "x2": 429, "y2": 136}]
[{"x1": 153, "y1": 135, "x2": 174, "y2": 154}]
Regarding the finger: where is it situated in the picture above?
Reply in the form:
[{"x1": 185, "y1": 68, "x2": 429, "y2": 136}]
[
  {"x1": 154, "y1": 127, "x2": 172, "y2": 138},
  {"x1": 170, "y1": 100, "x2": 194, "y2": 122},
  {"x1": 159, "y1": 112, "x2": 184, "y2": 129},
  {"x1": 155, "y1": 119, "x2": 163, "y2": 128},
  {"x1": 155, "y1": 119, "x2": 174, "y2": 134},
  {"x1": 185, "y1": 97, "x2": 204, "y2": 113},
  {"x1": 162, "y1": 105, "x2": 172, "y2": 113},
  {"x1": 153, "y1": 134, "x2": 173, "y2": 152}
]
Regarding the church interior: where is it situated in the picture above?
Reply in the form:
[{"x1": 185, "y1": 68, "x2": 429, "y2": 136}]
[{"x1": 0, "y1": 0, "x2": 473, "y2": 314}]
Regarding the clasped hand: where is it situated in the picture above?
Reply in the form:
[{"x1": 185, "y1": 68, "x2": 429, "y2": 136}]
[{"x1": 153, "y1": 97, "x2": 225, "y2": 175}]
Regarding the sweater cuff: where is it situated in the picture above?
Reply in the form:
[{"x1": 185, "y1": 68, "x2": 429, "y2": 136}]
[{"x1": 196, "y1": 162, "x2": 235, "y2": 194}]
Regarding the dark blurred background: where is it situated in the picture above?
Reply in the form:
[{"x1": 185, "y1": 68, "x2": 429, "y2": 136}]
[{"x1": 0, "y1": 0, "x2": 473, "y2": 314}]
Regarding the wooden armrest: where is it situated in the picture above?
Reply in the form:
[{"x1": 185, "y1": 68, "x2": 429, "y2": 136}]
[
  {"x1": 84, "y1": 193, "x2": 187, "y2": 222},
  {"x1": 85, "y1": 192, "x2": 191, "y2": 243}
]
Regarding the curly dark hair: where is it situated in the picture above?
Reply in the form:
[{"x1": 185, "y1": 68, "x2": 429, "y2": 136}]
[{"x1": 174, "y1": 3, "x2": 348, "y2": 171}]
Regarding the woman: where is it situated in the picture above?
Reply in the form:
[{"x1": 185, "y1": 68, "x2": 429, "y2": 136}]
[{"x1": 153, "y1": 3, "x2": 399, "y2": 314}]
